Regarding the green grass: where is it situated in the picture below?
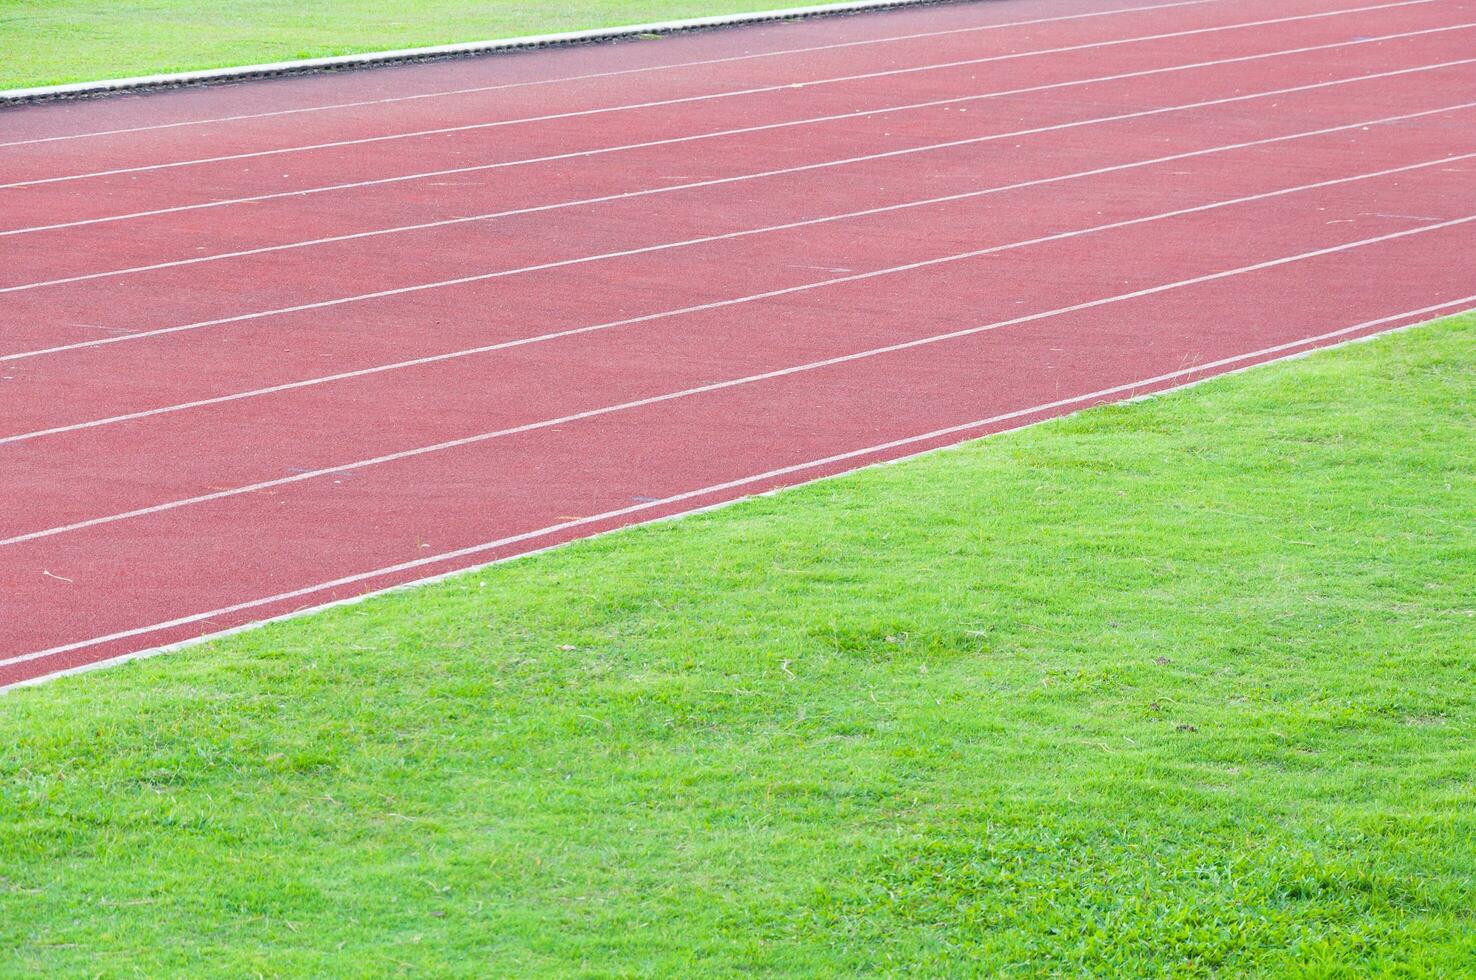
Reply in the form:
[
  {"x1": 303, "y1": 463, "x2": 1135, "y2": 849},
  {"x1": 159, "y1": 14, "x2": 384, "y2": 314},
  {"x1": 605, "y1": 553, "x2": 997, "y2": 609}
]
[
  {"x1": 2, "y1": 316, "x2": 1473, "y2": 975},
  {"x1": 0, "y1": 0, "x2": 879, "y2": 90}
]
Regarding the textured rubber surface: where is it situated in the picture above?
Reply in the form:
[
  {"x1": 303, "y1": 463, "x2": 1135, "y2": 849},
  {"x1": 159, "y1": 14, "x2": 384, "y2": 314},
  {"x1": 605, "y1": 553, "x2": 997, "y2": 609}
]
[{"x1": 1, "y1": 0, "x2": 1473, "y2": 688}]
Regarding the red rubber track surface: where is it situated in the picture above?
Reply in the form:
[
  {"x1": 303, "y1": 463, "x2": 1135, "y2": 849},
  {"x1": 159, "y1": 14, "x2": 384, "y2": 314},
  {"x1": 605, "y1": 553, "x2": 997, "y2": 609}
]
[{"x1": 2, "y1": 0, "x2": 1473, "y2": 687}]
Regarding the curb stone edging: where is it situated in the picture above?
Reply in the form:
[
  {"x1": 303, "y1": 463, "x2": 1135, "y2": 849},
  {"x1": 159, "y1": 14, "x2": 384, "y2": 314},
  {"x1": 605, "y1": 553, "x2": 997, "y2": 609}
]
[{"x1": 0, "y1": 0, "x2": 967, "y2": 105}]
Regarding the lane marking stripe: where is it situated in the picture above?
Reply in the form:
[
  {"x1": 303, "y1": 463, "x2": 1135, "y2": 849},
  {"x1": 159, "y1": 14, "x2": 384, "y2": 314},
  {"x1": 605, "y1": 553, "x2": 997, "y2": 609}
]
[
  {"x1": 7, "y1": 22, "x2": 1467, "y2": 240},
  {"x1": 2, "y1": 59, "x2": 1469, "y2": 355},
  {"x1": 0, "y1": 3, "x2": 1456, "y2": 191},
  {"x1": 5, "y1": 293, "x2": 1471, "y2": 674},
  {"x1": 9, "y1": 71, "x2": 1474, "y2": 293},
  {"x1": 0, "y1": 0, "x2": 1223, "y2": 148},
  {"x1": 4, "y1": 206, "x2": 1472, "y2": 548},
  {"x1": 5, "y1": 103, "x2": 1473, "y2": 445}
]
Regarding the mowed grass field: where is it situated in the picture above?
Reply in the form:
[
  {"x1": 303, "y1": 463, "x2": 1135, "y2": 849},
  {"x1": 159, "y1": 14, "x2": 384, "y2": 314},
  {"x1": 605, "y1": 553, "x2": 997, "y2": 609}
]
[
  {"x1": 0, "y1": 0, "x2": 874, "y2": 90},
  {"x1": 1, "y1": 316, "x2": 1472, "y2": 974}
]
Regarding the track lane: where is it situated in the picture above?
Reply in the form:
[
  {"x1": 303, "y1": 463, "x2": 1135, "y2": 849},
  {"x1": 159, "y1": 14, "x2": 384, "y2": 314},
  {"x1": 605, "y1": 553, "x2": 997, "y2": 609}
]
[
  {"x1": 3, "y1": 44, "x2": 1473, "y2": 350},
  {"x1": 1, "y1": 0, "x2": 1465, "y2": 234},
  {"x1": 6, "y1": 53, "x2": 1474, "y2": 301},
  {"x1": 5, "y1": 156, "x2": 1475, "y2": 537},
  {"x1": 0, "y1": 0, "x2": 1225, "y2": 144},
  {"x1": 1, "y1": 0, "x2": 1470, "y2": 687},
  {"x1": 3, "y1": 221, "x2": 1471, "y2": 684},
  {"x1": 5, "y1": 19, "x2": 1468, "y2": 276},
  {"x1": 2, "y1": 102, "x2": 1472, "y2": 444},
  {"x1": 0, "y1": 0, "x2": 1408, "y2": 179}
]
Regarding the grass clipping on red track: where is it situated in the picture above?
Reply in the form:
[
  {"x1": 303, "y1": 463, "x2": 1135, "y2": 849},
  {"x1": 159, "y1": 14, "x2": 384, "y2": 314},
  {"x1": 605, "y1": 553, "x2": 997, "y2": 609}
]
[{"x1": 2, "y1": 315, "x2": 1473, "y2": 973}]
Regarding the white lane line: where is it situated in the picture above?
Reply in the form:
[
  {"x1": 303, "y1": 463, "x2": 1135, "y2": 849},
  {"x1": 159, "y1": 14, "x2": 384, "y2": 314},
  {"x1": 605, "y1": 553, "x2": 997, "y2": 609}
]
[
  {"x1": 0, "y1": 0, "x2": 1224, "y2": 149},
  {"x1": 6, "y1": 108, "x2": 1473, "y2": 446},
  {"x1": 3, "y1": 57, "x2": 1469, "y2": 362},
  {"x1": 4, "y1": 210, "x2": 1471, "y2": 550},
  {"x1": 8, "y1": 27, "x2": 1470, "y2": 239},
  {"x1": 0, "y1": 3, "x2": 1455, "y2": 191},
  {"x1": 9, "y1": 74, "x2": 1474, "y2": 295},
  {"x1": 5, "y1": 292, "x2": 1471, "y2": 677}
]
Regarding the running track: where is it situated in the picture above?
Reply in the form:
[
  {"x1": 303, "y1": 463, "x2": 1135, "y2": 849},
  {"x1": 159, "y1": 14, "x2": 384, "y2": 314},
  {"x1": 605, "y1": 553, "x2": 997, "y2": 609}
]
[{"x1": 2, "y1": 0, "x2": 1473, "y2": 688}]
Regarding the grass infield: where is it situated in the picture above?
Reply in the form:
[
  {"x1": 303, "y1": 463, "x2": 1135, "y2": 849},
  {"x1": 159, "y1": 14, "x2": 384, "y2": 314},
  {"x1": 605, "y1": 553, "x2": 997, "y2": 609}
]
[
  {"x1": 0, "y1": 0, "x2": 899, "y2": 91},
  {"x1": 1, "y1": 314, "x2": 1472, "y2": 972}
]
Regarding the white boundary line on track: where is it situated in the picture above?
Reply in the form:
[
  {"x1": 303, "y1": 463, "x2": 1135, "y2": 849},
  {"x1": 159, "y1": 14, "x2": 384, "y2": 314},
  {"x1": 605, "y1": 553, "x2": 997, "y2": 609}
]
[
  {"x1": 7, "y1": 70, "x2": 1473, "y2": 294},
  {"x1": 1, "y1": 54, "x2": 1468, "y2": 360},
  {"x1": 4, "y1": 206, "x2": 1473, "y2": 551},
  {"x1": 5, "y1": 109, "x2": 1474, "y2": 446},
  {"x1": 4, "y1": 294, "x2": 1471, "y2": 688},
  {"x1": 0, "y1": 0, "x2": 1223, "y2": 146},
  {"x1": 5, "y1": 22, "x2": 1466, "y2": 240},
  {"x1": 1, "y1": 3, "x2": 1456, "y2": 191},
  {"x1": 0, "y1": 0, "x2": 962, "y2": 105}
]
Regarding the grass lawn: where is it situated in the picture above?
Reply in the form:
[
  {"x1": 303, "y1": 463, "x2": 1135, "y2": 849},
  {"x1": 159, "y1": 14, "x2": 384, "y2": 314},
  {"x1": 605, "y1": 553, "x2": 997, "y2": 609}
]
[
  {"x1": 2, "y1": 315, "x2": 1473, "y2": 974},
  {"x1": 0, "y1": 0, "x2": 883, "y2": 91}
]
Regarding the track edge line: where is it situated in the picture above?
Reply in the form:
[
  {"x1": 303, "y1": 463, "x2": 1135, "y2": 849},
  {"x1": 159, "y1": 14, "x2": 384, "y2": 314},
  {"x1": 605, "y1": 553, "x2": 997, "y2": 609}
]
[
  {"x1": 4, "y1": 301, "x2": 1469, "y2": 694},
  {"x1": 0, "y1": 0, "x2": 977, "y2": 106}
]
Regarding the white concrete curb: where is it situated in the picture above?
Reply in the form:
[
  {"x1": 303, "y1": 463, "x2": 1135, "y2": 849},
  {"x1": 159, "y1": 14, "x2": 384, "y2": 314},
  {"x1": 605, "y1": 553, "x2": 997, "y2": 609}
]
[{"x1": 0, "y1": 0, "x2": 961, "y2": 105}]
